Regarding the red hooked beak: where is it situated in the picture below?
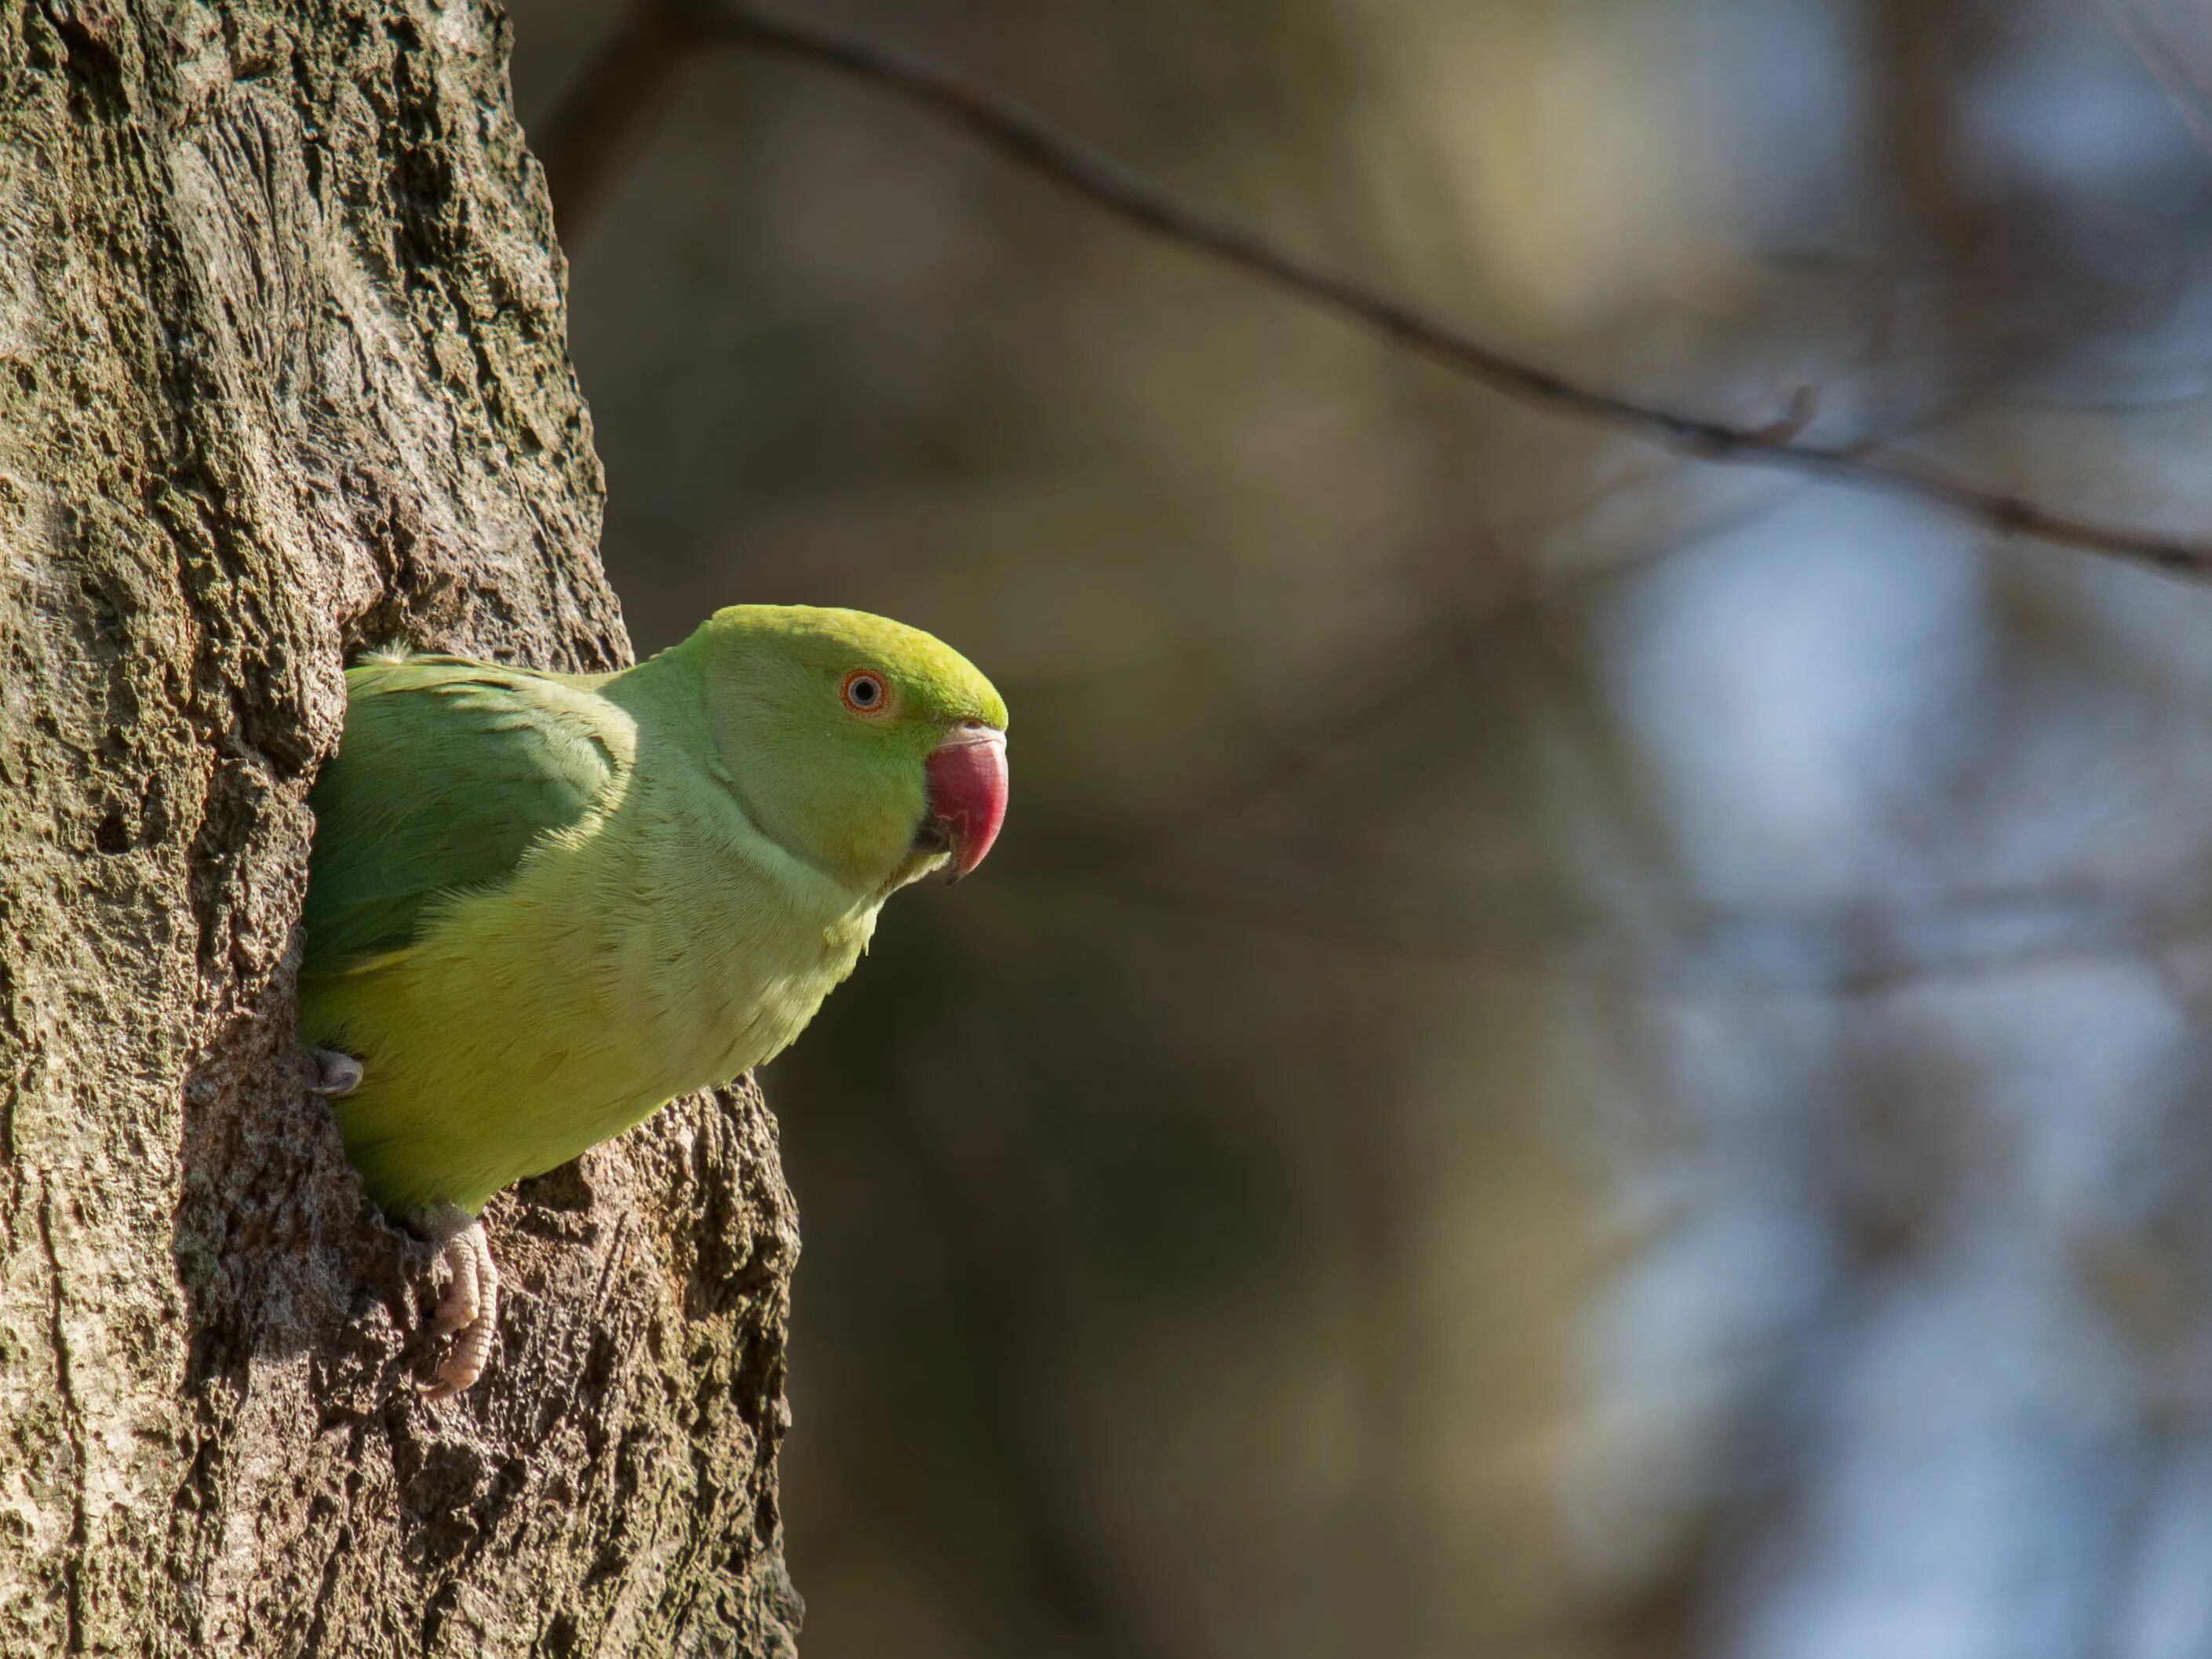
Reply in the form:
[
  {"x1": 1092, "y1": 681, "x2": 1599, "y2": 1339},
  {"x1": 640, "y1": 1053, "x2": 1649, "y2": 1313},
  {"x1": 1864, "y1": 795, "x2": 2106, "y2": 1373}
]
[{"x1": 924, "y1": 722, "x2": 1008, "y2": 883}]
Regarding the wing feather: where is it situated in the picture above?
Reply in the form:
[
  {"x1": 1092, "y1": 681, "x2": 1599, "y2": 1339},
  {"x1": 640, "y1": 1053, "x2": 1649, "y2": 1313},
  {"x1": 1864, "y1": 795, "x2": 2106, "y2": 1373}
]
[{"x1": 301, "y1": 658, "x2": 632, "y2": 970}]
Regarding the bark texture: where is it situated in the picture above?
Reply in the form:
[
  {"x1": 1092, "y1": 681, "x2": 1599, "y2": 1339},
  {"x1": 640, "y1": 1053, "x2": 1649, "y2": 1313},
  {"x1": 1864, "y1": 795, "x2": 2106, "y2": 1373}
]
[{"x1": 0, "y1": 3, "x2": 800, "y2": 1654}]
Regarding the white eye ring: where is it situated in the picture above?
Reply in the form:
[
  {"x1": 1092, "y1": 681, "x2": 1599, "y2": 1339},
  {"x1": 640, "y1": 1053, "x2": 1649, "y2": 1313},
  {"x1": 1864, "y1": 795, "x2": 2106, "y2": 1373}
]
[{"x1": 840, "y1": 669, "x2": 891, "y2": 716}]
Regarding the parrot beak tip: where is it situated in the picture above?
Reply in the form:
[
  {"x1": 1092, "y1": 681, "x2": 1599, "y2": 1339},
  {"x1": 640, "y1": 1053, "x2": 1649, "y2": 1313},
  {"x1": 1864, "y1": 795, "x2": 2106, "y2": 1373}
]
[{"x1": 924, "y1": 723, "x2": 1008, "y2": 882}]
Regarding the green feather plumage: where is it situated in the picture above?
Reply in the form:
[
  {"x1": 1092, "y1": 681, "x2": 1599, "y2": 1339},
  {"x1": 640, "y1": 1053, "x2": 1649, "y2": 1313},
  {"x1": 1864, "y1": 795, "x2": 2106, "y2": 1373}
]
[{"x1": 298, "y1": 604, "x2": 1006, "y2": 1216}]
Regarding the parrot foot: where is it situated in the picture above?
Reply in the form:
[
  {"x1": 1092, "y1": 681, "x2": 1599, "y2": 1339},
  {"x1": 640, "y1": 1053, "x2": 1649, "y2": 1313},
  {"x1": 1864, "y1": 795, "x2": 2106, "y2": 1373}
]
[
  {"x1": 307, "y1": 1048, "x2": 363, "y2": 1096},
  {"x1": 410, "y1": 1209, "x2": 500, "y2": 1401}
]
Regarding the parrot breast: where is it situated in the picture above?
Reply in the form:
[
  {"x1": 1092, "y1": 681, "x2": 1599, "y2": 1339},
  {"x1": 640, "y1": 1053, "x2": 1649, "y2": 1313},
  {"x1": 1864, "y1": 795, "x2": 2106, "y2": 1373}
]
[{"x1": 309, "y1": 748, "x2": 885, "y2": 1216}]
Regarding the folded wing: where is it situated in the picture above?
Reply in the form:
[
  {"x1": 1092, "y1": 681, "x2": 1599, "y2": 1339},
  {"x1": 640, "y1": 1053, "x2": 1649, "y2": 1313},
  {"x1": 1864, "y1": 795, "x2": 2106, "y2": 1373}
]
[{"x1": 301, "y1": 658, "x2": 632, "y2": 971}]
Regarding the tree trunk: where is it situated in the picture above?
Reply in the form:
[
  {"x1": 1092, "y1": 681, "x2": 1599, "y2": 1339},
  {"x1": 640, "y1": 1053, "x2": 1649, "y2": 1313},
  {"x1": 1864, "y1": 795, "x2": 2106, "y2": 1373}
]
[{"x1": 0, "y1": 4, "x2": 800, "y2": 1654}]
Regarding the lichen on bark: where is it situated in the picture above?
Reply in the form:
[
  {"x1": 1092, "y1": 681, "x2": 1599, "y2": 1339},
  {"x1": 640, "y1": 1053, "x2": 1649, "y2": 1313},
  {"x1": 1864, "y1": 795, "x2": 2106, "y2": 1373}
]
[{"x1": 0, "y1": 4, "x2": 799, "y2": 1654}]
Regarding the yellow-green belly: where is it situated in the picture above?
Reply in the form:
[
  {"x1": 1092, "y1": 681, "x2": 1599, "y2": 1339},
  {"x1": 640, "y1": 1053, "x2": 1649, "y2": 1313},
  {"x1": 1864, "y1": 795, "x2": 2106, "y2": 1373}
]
[{"x1": 301, "y1": 822, "x2": 876, "y2": 1216}]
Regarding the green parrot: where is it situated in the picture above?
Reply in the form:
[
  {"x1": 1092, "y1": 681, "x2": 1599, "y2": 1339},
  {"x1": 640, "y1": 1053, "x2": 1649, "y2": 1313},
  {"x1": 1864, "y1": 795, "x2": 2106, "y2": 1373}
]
[{"x1": 297, "y1": 604, "x2": 1008, "y2": 1397}]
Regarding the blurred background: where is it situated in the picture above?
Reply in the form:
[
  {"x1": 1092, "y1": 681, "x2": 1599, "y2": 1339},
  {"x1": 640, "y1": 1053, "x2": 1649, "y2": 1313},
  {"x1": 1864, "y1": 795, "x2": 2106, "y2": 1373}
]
[{"x1": 503, "y1": 2, "x2": 2212, "y2": 1654}]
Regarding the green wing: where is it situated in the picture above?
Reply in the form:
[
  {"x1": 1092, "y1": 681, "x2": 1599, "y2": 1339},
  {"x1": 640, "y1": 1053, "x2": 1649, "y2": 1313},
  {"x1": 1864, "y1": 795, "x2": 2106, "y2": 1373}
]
[{"x1": 301, "y1": 657, "x2": 631, "y2": 970}]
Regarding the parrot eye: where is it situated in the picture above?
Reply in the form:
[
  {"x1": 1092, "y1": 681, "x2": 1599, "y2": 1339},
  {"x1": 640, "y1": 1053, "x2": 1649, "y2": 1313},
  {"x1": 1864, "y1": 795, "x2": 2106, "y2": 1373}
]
[{"x1": 840, "y1": 669, "x2": 891, "y2": 716}]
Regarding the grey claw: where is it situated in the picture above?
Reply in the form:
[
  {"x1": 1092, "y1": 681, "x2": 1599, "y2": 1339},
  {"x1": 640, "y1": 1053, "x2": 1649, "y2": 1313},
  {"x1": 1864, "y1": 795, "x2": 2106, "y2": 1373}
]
[{"x1": 308, "y1": 1048, "x2": 363, "y2": 1096}]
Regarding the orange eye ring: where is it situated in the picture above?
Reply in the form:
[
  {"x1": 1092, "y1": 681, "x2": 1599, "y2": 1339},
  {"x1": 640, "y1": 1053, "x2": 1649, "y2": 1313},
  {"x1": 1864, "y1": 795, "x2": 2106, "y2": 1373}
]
[{"x1": 840, "y1": 669, "x2": 893, "y2": 717}]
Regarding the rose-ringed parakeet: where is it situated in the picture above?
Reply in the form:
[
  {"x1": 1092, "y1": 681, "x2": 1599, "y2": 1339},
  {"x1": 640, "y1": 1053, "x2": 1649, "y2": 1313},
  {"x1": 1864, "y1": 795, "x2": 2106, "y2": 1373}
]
[{"x1": 297, "y1": 604, "x2": 1008, "y2": 1397}]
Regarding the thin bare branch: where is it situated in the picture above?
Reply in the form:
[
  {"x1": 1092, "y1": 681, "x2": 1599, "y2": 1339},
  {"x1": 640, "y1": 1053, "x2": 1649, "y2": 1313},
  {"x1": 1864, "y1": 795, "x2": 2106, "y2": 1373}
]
[{"x1": 684, "y1": 3, "x2": 2212, "y2": 579}]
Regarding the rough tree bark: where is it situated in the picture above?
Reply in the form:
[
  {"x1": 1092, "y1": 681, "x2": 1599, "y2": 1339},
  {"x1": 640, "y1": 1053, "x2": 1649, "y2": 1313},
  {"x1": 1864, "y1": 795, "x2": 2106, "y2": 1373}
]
[{"x1": 0, "y1": 3, "x2": 800, "y2": 1654}]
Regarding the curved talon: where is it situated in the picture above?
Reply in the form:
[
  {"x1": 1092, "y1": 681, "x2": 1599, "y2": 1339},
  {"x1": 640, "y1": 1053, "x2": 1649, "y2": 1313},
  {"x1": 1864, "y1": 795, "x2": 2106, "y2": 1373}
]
[
  {"x1": 420, "y1": 1220, "x2": 500, "y2": 1400},
  {"x1": 307, "y1": 1048, "x2": 363, "y2": 1097}
]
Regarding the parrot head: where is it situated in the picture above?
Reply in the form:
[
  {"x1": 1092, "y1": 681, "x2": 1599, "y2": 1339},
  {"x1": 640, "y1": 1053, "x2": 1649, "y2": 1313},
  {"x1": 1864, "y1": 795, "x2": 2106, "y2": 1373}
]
[{"x1": 688, "y1": 605, "x2": 1009, "y2": 894}]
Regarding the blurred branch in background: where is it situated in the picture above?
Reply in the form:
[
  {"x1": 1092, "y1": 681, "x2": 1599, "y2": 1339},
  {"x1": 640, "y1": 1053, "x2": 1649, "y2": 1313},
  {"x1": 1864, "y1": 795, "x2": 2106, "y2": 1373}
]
[
  {"x1": 2108, "y1": 0, "x2": 2212, "y2": 164},
  {"x1": 534, "y1": 1, "x2": 701, "y2": 231},
  {"x1": 539, "y1": 0, "x2": 2212, "y2": 581},
  {"x1": 517, "y1": 2, "x2": 2212, "y2": 1654},
  {"x1": 1093, "y1": 867, "x2": 2212, "y2": 1000},
  {"x1": 884, "y1": 1021, "x2": 1220, "y2": 1659},
  {"x1": 1113, "y1": 395, "x2": 1992, "y2": 873}
]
